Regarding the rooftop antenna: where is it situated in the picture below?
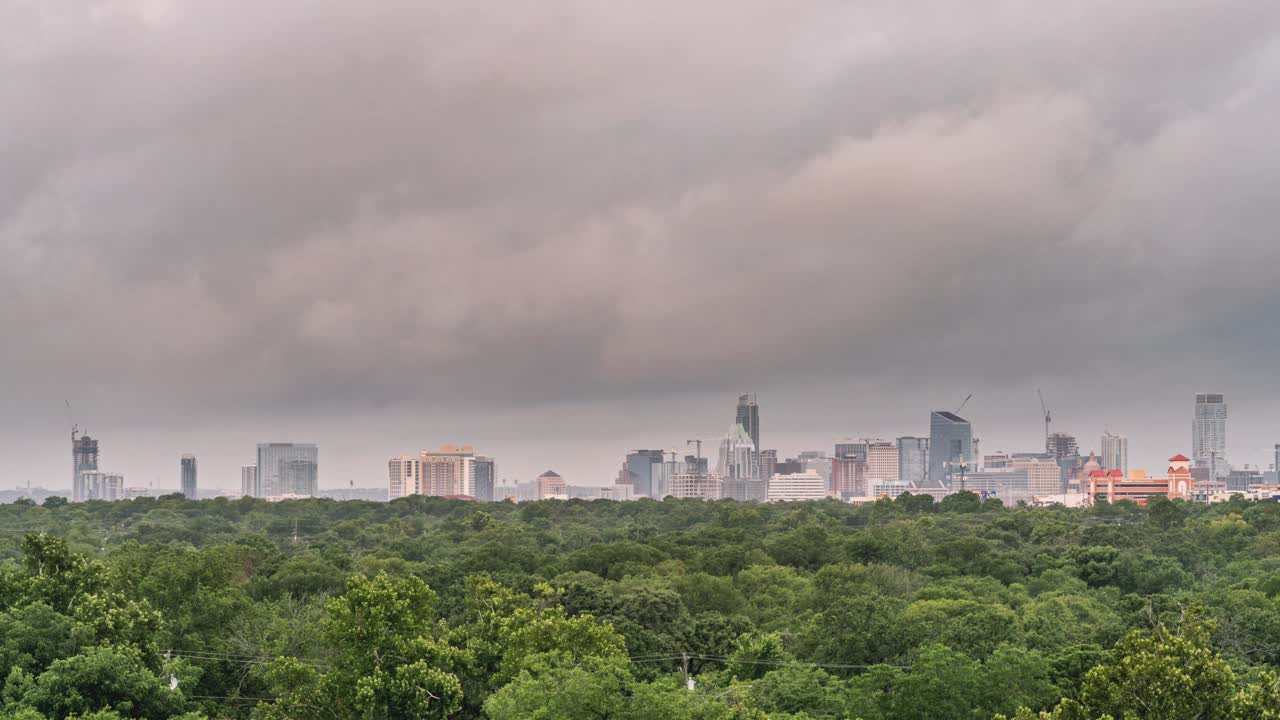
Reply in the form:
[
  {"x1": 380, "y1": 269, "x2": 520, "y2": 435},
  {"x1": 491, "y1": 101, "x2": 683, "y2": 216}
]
[{"x1": 1038, "y1": 389, "x2": 1052, "y2": 454}]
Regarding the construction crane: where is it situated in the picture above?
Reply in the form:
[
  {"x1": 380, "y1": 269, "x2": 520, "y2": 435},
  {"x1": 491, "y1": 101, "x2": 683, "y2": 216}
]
[
  {"x1": 686, "y1": 439, "x2": 704, "y2": 461},
  {"x1": 955, "y1": 394, "x2": 973, "y2": 415},
  {"x1": 1038, "y1": 389, "x2": 1051, "y2": 453},
  {"x1": 65, "y1": 400, "x2": 78, "y2": 445}
]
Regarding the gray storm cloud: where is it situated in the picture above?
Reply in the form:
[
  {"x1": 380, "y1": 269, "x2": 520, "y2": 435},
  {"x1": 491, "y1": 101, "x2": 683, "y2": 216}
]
[{"x1": 3, "y1": 0, "x2": 1280, "y2": 487}]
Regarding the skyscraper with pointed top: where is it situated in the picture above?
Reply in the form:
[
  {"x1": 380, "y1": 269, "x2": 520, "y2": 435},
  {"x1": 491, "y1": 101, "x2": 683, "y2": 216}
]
[{"x1": 735, "y1": 394, "x2": 760, "y2": 452}]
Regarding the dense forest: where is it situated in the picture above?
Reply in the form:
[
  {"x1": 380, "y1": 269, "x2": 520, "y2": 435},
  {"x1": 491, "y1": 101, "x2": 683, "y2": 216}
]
[{"x1": 1, "y1": 492, "x2": 1280, "y2": 719}]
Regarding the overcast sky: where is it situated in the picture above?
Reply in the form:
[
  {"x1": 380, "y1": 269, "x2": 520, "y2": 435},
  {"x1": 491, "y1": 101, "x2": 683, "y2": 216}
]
[{"x1": 4, "y1": 1, "x2": 1280, "y2": 493}]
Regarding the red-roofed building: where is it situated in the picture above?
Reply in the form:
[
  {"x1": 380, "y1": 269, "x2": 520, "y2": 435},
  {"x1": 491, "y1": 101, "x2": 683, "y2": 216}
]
[{"x1": 1088, "y1": 455, "x2": 1194, "y2": 505}]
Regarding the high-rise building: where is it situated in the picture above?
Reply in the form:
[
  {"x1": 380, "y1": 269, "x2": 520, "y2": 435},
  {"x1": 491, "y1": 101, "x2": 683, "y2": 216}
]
[
  {"x1": 897, "y1": 437, "x2": 929, "y2": 487},
  {"x1": 928, "y1": 411, "x2": 973, "y2": 487},
  {"x1": 256, "y1": 443, "x2": 319, "y2": 498},
  {"x1": 718, "y1": 425, "x2": 758, "y2": 481},
  {"x1": 420, "y1": 445, "x2": 475, "y2": 496},
  {"x1": 866, "y1": 441, "x2": 899, "y2": 485},
  {"x1": 536, "y1": 470, "x2": 567, "y2": 500},
  {"x1": 623, "y1": 450, "x2": 666, "y2": 498},
  {"x1": 830, "y1": 455, "x2": 865, "y2": 496},
  {"x1": 180, "y1": 455, "x2": 198, "y2": 499},
  {"x1": 735, "y1": 394, "x2": 760, "y2": 451},
  {"x1": 72, "y1": 435, "x2": 100, "y2": 503},
  {"x1": 240, "y1": 465, "x2": 258, "y2": 498},
  {"x1": 473, "y1": 456, "x2": 496, "y2": 502},
  {"x1": 1046, "y1": 433, "x2": 1079, "y2": 459},
  {"x1": 1193, "y1": 393, "x2": 1229, "y2": 478},
  {"x1": 1101, "y1": 433, "x2": 1129, "y2": 475},
  {"x1": 759, "y1": 449, "x2": 778, "y2": 483},
  {"x1": 387, "y1": 456, "x2": 422, "y2": 500}
]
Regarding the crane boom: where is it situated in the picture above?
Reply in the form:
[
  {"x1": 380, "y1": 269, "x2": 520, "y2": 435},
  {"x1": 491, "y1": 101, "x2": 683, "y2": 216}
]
[
  {"x1": 955, "y1": 394, "x2": 973, "y2": 415},
  {"x1": 1038, "y1": 389, "x2": 1052, "y2": 453}
]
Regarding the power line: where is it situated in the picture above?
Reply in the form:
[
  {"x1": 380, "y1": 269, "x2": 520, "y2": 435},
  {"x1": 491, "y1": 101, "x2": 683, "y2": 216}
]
[{"x1": 628, "y1": 653, "x2": 912, "y2": 671}]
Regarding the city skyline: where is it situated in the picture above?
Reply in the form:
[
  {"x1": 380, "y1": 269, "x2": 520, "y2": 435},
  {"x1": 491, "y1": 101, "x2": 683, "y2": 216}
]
[
  {"x1": 25, "y1": 388, "x2": 1280, "y2": 497},
  {"x1": 5, "y1": 3, "x2": 1280, "y2": 495}
]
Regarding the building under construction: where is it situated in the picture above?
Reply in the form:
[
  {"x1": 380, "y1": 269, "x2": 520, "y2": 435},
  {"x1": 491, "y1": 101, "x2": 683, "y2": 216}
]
[{"x1": 72, "y1": 434, "x2": 99, "y2": 502}]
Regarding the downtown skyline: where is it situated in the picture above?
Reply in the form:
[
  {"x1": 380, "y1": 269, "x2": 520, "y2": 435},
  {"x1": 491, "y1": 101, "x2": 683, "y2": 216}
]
[
  {"x1": 5, "y1": 2, "x2": 1280, "y2": 493},
  {"x1": 21, "y1": 388, "x2": 1280, "y2": 496}
]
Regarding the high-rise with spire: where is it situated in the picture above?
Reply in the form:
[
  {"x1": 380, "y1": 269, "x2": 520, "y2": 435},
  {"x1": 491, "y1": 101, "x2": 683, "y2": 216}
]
[{"x1": 735, "y1": 394, "x2": 760, "y2": 452}]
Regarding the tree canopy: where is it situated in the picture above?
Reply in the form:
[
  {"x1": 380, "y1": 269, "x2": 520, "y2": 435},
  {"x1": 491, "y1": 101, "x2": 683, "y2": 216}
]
[{"x1": 0, "y1": 492, "x2": 1279, "y2": 718}]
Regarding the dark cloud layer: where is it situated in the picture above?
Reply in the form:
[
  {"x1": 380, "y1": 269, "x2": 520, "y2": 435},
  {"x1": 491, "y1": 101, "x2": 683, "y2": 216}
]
[{"x1": 4, "y1": 1, "x2": 1280, "y2": 489}]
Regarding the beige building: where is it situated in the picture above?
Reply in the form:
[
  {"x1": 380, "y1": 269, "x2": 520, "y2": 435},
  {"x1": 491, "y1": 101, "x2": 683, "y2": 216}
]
[
  {"x1": 536, "y1": 470, "x2": 567, "y2": 499},
  {"x1": 1013, "y1": 456, "x2": 1062, "y2": 496},
  {"x1": 387, "y1": 455, "x2": 422, "y2": 500},
  {"x1": 421, "y1": 445, "x2": 476, "y2": 496},
  {"x1": 668, "y1": 472, "x2": 722, "y2": 500},
  {"x1": 866, "y1": 441, "x2": 900, "y2": 485}
]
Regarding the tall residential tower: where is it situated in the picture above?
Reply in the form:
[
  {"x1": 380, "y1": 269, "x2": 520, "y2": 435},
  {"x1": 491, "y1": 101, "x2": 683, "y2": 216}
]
[
  {"x1": 1193, "y1": 393, "x2": 1228, "y2": 478},
  {"x1": 1101, "y1": 432, "x2": 1128, "y2": 475},
  {"x1": 180, "y1": 455, "x2": 198, "y2": 499}
]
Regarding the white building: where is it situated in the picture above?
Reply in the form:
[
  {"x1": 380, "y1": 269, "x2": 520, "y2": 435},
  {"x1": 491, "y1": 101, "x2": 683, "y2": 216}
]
[
  {"x1": 669, "y1": 472, "x2": 722, "y2": 500},
  {"x1": 767, "y1": 470, "x2": 827, "y2": 502},
  {"x1": 387, "y1": 456, "x2": 422, "y2": 500},
  {"x1": 240, "y1": 465, "x2": 259, "y2": 498},
  {"x1": 79, "y1": 471, "x2": 124, "y2": 501},
  {"x1": 1101, "y1": 432, "x2": 1129, "y2": 476},
  {"x1": 718, "y1": 425, "x2": 758, "y2": 480}
]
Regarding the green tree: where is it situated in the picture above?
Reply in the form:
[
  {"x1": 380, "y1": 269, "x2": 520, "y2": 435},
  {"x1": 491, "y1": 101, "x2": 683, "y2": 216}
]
[{"x1": 258, "y1": 573, "x2": 467, "y2": 720}]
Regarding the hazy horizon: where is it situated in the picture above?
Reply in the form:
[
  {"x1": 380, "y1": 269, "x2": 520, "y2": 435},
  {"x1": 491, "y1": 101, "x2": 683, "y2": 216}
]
[{"x1": 5, "y1": 1, "x2": 1280, "y2": 492}]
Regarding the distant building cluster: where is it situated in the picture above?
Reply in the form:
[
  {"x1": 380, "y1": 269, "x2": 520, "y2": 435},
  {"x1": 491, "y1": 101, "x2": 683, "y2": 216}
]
[
  {"x1": 592, "y1": 391, "x2": 1266, "y2": 509},
  {"x1": 41, "y1": 391, "x2": 1277, "y2": 507},
  {"x1": 386, "y1": 445, "x2": 497, "y2": 502}
]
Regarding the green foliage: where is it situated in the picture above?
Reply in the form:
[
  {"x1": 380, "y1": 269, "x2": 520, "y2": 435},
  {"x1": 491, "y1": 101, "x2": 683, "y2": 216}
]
[{"x1": 4, "y1": 493, "x2": 1280, "y2": 718}]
